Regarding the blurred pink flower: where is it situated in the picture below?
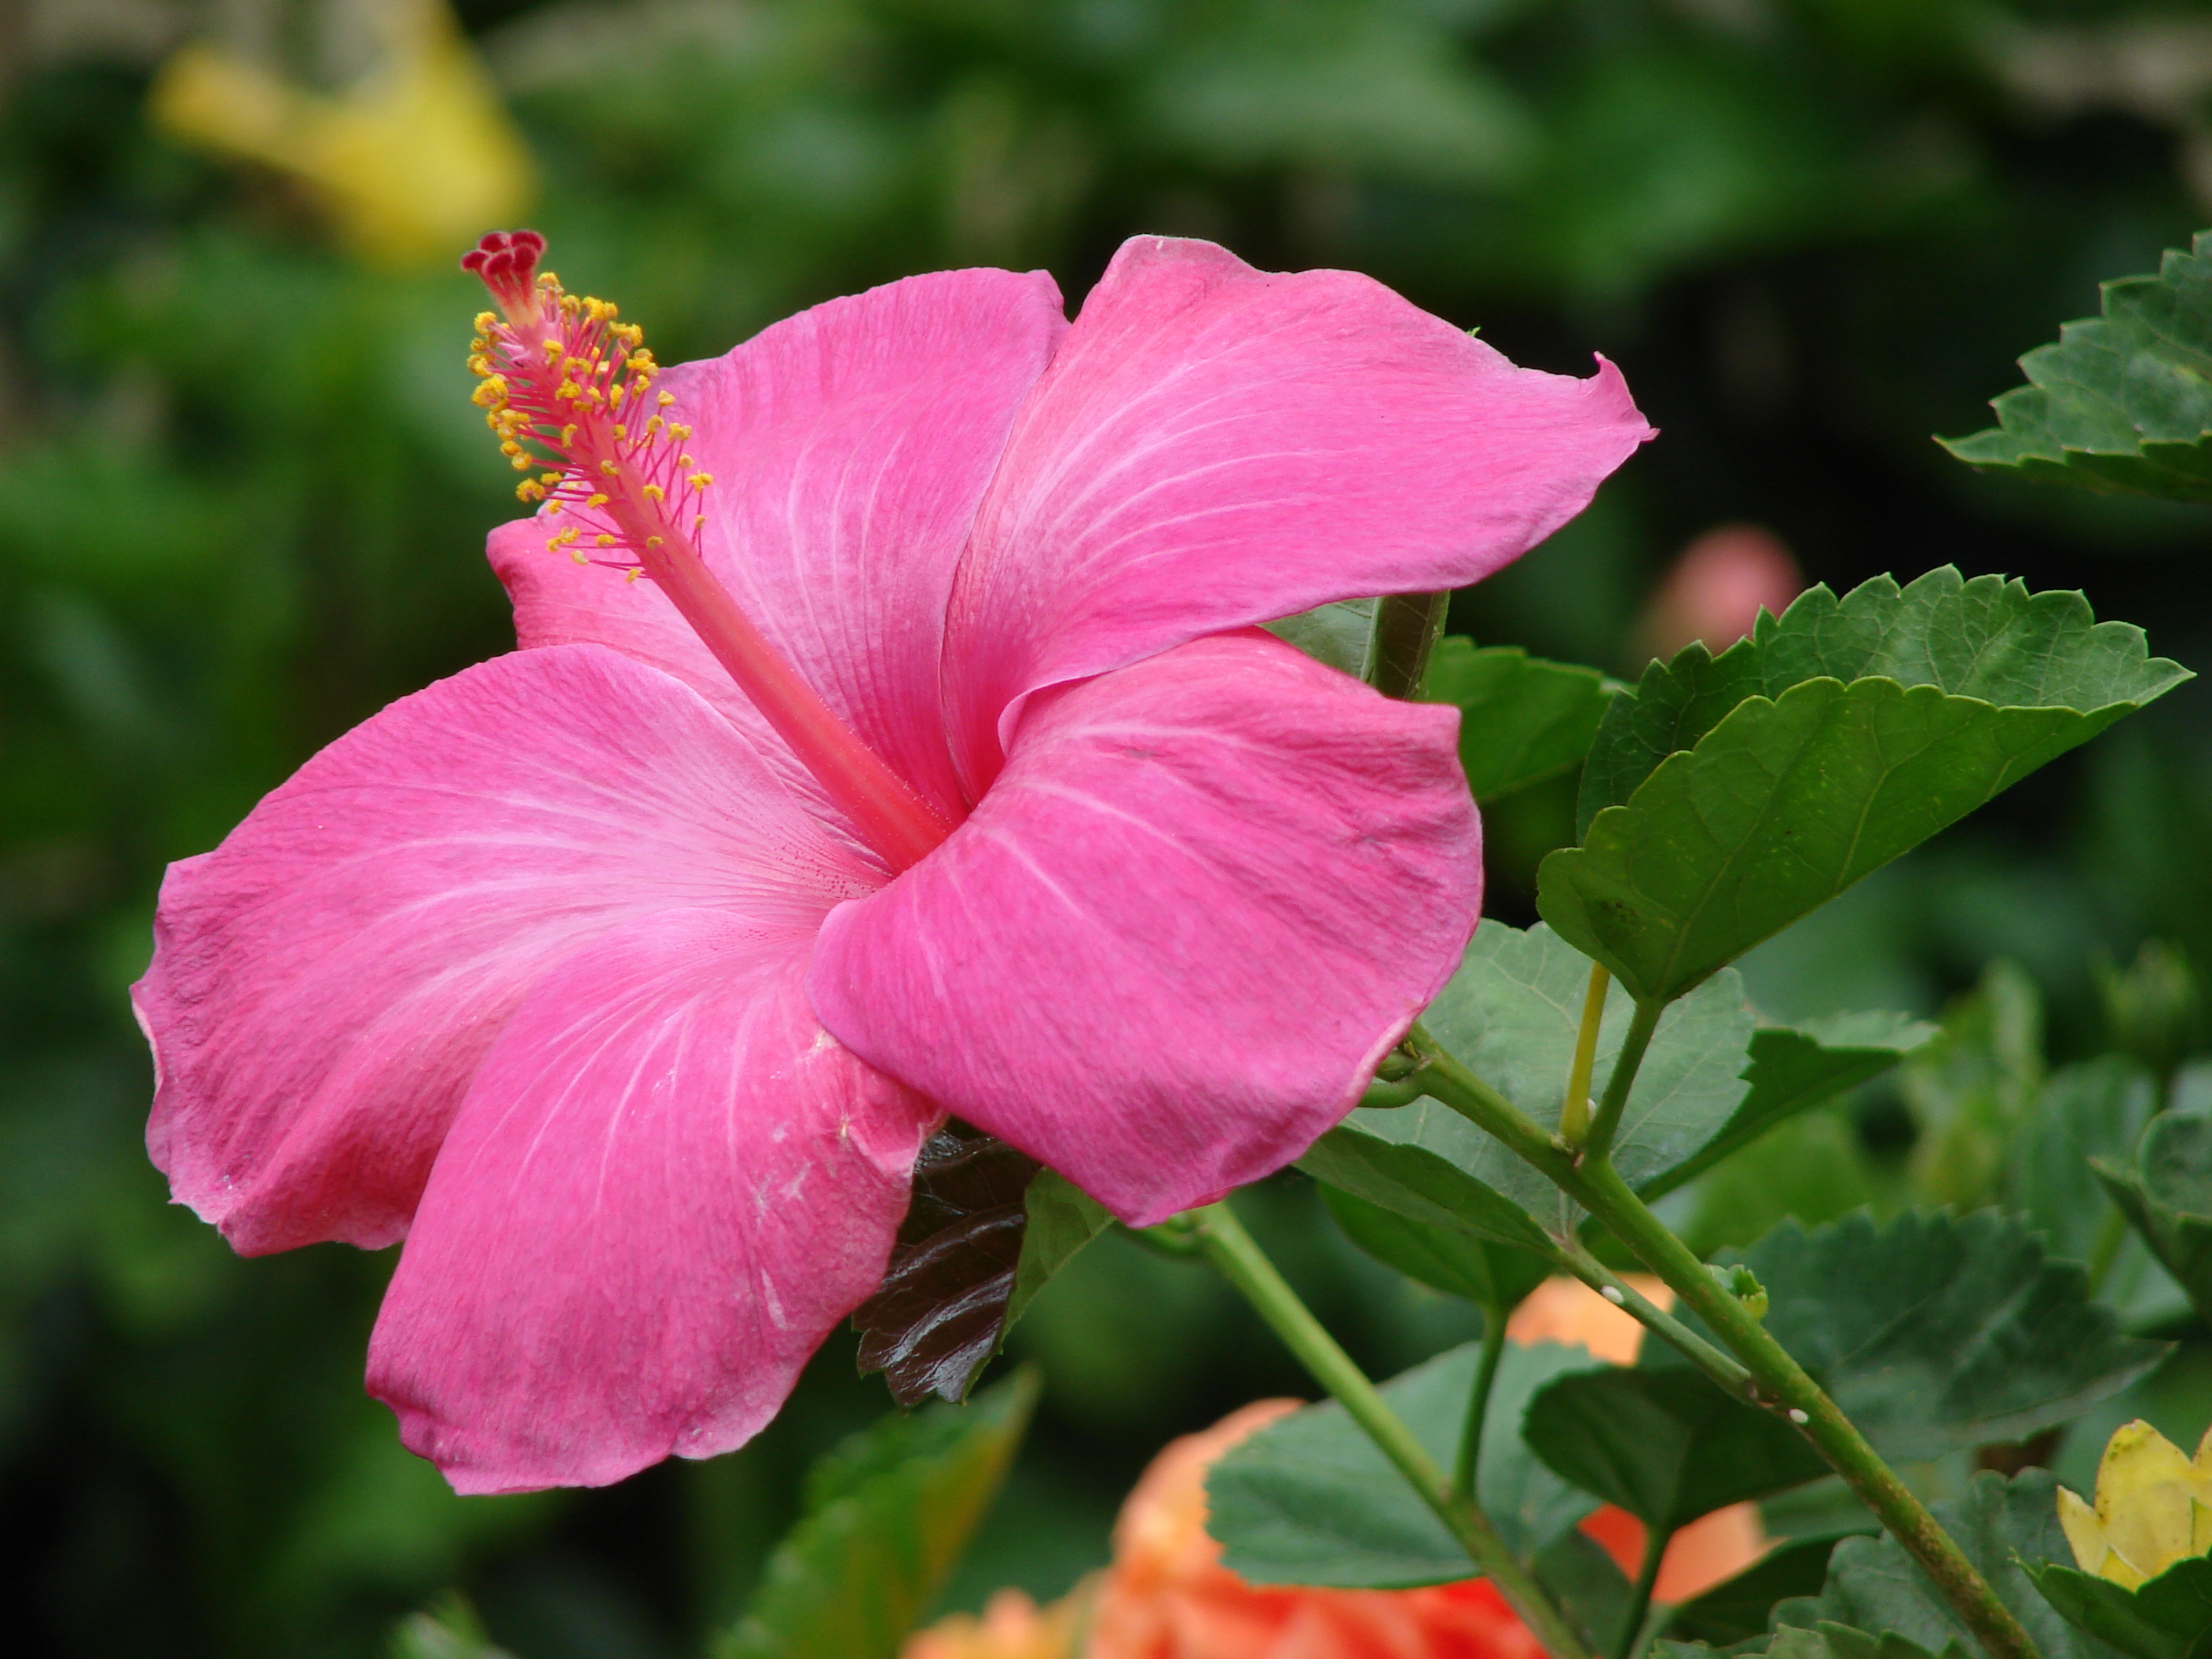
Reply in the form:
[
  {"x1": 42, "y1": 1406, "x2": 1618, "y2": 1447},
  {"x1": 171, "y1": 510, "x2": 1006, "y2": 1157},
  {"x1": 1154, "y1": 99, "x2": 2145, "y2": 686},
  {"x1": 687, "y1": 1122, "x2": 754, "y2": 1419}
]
[
  {"x1": 1636, "y1": 524, "x2": 1802, "y2": 662},
  {"x1": 134, "y1": 233, "x2": 1649, "y2": 1493}
]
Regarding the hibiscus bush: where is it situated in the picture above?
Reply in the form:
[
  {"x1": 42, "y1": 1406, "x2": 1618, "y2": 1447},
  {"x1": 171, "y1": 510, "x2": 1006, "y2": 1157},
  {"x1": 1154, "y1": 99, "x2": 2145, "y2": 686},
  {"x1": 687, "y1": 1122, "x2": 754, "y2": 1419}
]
[{"x1": 6, "y1": 4, "x2": 2212, "y2": 1659}]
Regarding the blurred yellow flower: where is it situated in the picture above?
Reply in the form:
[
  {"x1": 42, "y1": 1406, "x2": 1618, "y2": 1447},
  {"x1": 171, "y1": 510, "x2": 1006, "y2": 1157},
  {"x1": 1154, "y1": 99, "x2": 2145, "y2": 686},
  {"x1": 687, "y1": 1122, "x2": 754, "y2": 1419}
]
[
  {"x1": 2059, "y1": 1420, "x2": 2212, "y2": 1588},
  {"x1": 147, "y1": 0, "x2": 533, "y2": 268}
]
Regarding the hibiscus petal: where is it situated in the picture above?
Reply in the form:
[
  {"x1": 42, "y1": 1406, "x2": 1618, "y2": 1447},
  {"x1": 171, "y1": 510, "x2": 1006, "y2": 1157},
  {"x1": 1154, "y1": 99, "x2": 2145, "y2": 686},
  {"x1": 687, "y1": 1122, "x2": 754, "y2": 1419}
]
[
  {"x1": 368, "y1": 908, "x2": 935, "y2": 1495},
  {"x1": 808, "y1": 631, "x2": 1481, "y2": 1225},
  {"x1": 943, "y1": 234, "x2": 1652, "y2": 785},
  {"x1": 494, "y1": 266, "x2": 1067, "y2": 818},
  {"x1": 137, "y1": 643, "x2": 877, "y2": 1255}
]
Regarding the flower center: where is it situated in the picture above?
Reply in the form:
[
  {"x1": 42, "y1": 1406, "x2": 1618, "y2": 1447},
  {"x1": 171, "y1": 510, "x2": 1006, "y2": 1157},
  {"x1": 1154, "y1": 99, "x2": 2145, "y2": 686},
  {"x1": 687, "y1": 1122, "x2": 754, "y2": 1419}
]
[{"x1": 463, "y1": 230, "x2": 954, "y2": 872}]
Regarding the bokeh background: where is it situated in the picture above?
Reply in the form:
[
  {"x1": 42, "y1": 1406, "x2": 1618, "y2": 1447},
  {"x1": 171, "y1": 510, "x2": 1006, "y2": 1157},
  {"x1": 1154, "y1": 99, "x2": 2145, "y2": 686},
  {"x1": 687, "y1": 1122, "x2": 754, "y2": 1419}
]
[{"x1": 5, "y1": 1, "x2": 2212, "y2": 1654}]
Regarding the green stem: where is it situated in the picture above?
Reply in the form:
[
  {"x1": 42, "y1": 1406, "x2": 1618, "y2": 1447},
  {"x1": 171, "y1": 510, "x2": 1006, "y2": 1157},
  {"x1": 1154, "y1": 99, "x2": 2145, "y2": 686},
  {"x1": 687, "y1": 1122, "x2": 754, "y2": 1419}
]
[
  {"x1": 1188, "y1": 1201, "x2": 1591, "y2": 1659},
  {"x1": 1554, "y1": 1243, "x2": 1753, "y2": 1396},
  {"x1": 1402, "y1": 1035, "x2": 2042, "y2": 1659},
  {"x1": 1559, "y1": 961, "x2": 1610, "y2": 1146},
  {"x1": 1615, "y1": 1522, "x2": 1671, "y2": 1659},
  {"x1": 1582, "y1": 995, "x2": 1662, "y2": 1163},
  {"x1": 1370, "y1": 591, "x2": 1450, "y2": 700},
  {"x1": 1454, "y1": 1306, "x2": 1511, "y2": 1500},
  {"x1": 1575, "y1": 1161, "x2": 2042, "y2": 1659}
]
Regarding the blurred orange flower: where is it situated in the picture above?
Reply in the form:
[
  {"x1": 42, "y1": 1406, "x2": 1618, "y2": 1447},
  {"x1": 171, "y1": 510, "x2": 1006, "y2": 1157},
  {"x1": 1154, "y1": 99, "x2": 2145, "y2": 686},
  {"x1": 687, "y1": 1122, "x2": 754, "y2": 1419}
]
[{"x1": 905, "y1": 1277, "x2": 1766, "y2": 1658}]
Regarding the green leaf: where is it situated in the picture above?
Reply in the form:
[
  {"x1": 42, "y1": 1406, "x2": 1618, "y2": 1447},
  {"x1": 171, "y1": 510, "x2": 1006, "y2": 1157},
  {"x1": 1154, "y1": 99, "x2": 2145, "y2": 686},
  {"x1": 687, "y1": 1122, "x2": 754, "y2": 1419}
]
[
  {"x1": 2008, "y1": 1057, "x2": 2158, "y2": 1273},
  {"x1": 1541, "y1": 571, "x2": 2186, "y2": 1002},
  {"x1": 390, "y1": 1598, "x2": 514, "y2": 1659},
  {"x1": 720, "y1": 1371, "x2": 1037, "y2": 1659},
  {"x1": 1669, "y1": 1534, "x2": 1863, "y2": 1646},
  {"x1": 1320, "y1": 1181, "x2": 1551, "y2": 1309},
  {"x1": 853, "y1": 1131, "x2": 1104, "y2": 1406},
  {"x1": 1265, "y1": 597, "x2": 1382, "y2": 679},
  {"x1": 1422, "y1": 638, "x2": 1616, "y2": 801},
  {"x1": 1779, "y1": 1470, "x2": 2127, "y2": 1659},
  {"x1": 1690, "y1": 1213, "x2": 2167, "y2": 1462},
  {"x1": 1537, "y1": 1525, "x2": 1639, "y2": 1653},
  {"x1": 1906, "y1": 962, "x2": 2047, "y2": 1212},
  {"x1": 1205, "y1": 1340, "x2": 1602, "y2": 1588},
  {"x1": 1005, "y1": 1169, "x2": 1110, "y2": 1331},
  {"x1": 2093, "y1": 1110, "x2": 2212, "y2": 1323},
  {"x1": 1325, "y1": 920, "x2": 1758, "y2": 1233},
  {"x1": 1299, "y1": 1120, "x2": 1567, "y2": 1254},
  {"x1": 2026, "y1": 1555, "x2": 2212, "y2": 1659},
  {"x1": 1942, "y1": 233, "x2": 2212, "y2": 502},
  {"x1": 1523, "y1": 1367, "x2": 1828, "y2": 1531},
  {"x1": 1642, "y1": 1011, "x2": 1936, "y2": 1202}
]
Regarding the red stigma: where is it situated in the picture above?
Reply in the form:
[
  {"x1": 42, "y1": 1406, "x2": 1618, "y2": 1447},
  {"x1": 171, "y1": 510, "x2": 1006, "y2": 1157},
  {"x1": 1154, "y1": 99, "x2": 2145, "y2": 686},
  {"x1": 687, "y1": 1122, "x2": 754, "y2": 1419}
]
[{"x1": 463, "y1": 230, "x2": 547, "y2": 322}]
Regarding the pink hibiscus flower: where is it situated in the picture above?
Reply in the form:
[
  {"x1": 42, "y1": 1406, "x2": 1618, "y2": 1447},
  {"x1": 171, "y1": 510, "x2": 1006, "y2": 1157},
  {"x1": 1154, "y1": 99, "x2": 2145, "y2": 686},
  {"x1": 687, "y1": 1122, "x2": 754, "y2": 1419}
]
[{"x1": 134, "y1": 231, "x2": 1649, "y2": 1494}]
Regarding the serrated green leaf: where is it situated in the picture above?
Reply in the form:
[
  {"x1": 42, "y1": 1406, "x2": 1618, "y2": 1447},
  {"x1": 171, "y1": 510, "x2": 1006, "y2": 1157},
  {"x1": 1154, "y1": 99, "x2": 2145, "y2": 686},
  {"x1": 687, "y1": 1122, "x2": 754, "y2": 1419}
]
[
  {"x1": 1423, "y1": 638, "x2": 1616, "y2": 801},
  {"x1": 1678, "y1": 1214, "x2": 2167, "y2": 1462},
  {"x1": 1524, "y1": 1366, "x2": 1827, "y2": 1532},
  {"x1": 1669, "y1": 1534, "x2": 1863, "y2": 1646},
  {"x1": 1299, "y1": 1120, "x2": 1567, "y2": 1254},
  {"x1": 1545, "y1": 572, "x2": 2186, "y2": 1002},
  {"x1": 1537, "y1": 1525, "x2": 1639, "y2": 1653},
  {"x1": 1265, "y1": 596, "x2": 1381, "y2": 679},
  {"x1": 1943, "y1": 233, "x2": 2212, "y2": 502},
  {"x1": 1320, "y1": 1181, "x2": 1551, "y2": 1308},
  {"x1": 1205, "y1": 1340, "x2": 1602, "y2": 1588},
  {"x1": 1780, "y1": 1470, "x2": 2127, "y2": 1659},
  {"x1": 720, "y1": 1371, "x2": 1036, "y2": 1659},
  {"x1": 1642, "y1": 1011, "x2": 1936, "y2": 1202},
  {"x1": 390, "y1": 1598, "x2": 513, "y2": 1659},
  {"x1": 2026, "y1": 1555, "x2": 2212, "y2": 1659},
  {"x1": 2093, "y1": 1111, "x2": 2212, "y2": 1323},
  {"x1": 2008, "y1": 1057, "x2": 2159, "y2": 1274}
]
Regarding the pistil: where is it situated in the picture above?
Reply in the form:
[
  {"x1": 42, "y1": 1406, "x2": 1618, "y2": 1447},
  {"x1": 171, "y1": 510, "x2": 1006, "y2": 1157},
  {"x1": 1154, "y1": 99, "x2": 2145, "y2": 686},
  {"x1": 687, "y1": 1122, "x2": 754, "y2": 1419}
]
[{"x1": 462, "y1": 231, "x2": 954, "y2": 872}]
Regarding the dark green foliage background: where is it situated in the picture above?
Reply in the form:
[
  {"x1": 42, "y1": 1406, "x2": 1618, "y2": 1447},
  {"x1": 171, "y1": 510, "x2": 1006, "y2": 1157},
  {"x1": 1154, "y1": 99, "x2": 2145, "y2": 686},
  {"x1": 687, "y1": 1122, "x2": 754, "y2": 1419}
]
[{"x1": 5, "y1": 1, "x2": 2212, "y2": 1654}]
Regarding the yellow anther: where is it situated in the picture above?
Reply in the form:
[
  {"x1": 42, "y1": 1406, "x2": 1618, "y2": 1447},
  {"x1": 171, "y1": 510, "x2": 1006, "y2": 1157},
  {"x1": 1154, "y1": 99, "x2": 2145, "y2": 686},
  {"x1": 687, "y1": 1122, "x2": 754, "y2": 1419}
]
[
  {"x1": 688, "y1": 472, "x2": 713, "y2": 489},
  {"x1": 573, "y1": 548, "x2": 590, "y2": 564},
  {"x1": 646, "y1": 536, "x2": 664, "y2": 548},
  {"x1": 624, "y1": 567, "x2": 643, "y2": 582},
  {"x1": 474, "y1": 311, "x2": 498, "y2": 334},
  {"x1": 549, "y1": 527, "x2": 580, "y2": 547},
  {"x1": 560, "y1": 425, "x2": 577, "y2": 447},
  {"x1": 610, "y1": 386, "x2": 624, "y2": 410},
  {"x1": 500, "y1": 441, "x2": 522, "y2": 456},
  {"x1": 657, "y1": 392, "x2": 675, "y2": 408},
  {"x1": 471, "y1": 377, "x2": 507, "y2": 407},
  {"x1": 467, "y1": 354, "x2": 490, "y2": 375},
  {"x1": 670, "y1": 424, "x2": 691, "y2": 441},
  {"x1": 612, "y1": 423, "x2": 627, "y2": 440},
  {"x1": 678, "y1": 453, "x2": 694, "y2": 469},
  {"x1": 643, "y1": 483, "x2": 665, "y2": 502},
  {"x1": 599, "y1": 460, "x2": 619, "y2": 477},
  {"x1": 595, "y1": 533, "x2": 615, "y2": 547},
  {"x1": 543, "y1": 338, "x2": 563, "y2": 361},
  {"x1": 586, "y1": 493, "x2": 610, "y2": 508},
  {"x1": 517, "y1": 479, "x2": 546, "y2": 503},
  {"x1": 646, "y1": 416, "x2": 665, "y2": 436},
  {"x1": 511, "y1": 456, "x2": 532, "y2": 471}
]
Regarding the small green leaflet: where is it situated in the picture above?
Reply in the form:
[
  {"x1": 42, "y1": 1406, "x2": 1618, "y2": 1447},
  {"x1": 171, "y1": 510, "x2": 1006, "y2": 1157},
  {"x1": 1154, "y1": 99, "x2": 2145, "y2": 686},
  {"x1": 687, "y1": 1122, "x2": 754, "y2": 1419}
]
[
  {"x1": 1423, "y1": 638, "x2": 1616, "y2": 800},
  {"x1": 719, "y1": 1371, "x2": 1037, "y2": 1659},
  {"x1": 1668, "y1": 1535, "x2": 1862, "y2": 1647},
  {"x1": 1524, "y1": 1366, "x2": 1828, "y2": 1532},
  {"x1": 2093, "y1": 1110, "x2": 2212, "y2": 1325},
  {"x1": 1774, "y1": 1470, "x2": 2127, "y2": 1659},
  {"x1": 1942, "y1": 232, "x2": 2212, "y2": 502},
  {"x1": 1543, "y1": 571, "x2": 2186, "y2": 1002},
  {"x1": 1320, "y1": 1182, "x2": 1552, "y2": 1308},
  {"x1": 1264, "y1": 597, "x2": 1384, "y2": 679},
  {"x1": 1642, "y1": 1011, "x2": 1936, "y2": 1202},
  {"x1": 1205, "y1": 1340, "x2": 1602, "y2": 1588},
  {"x1": 1668, "y1": 1213, "x2": 2166, "y2": 1462},
  {"x1": 2027, "y1": 1553, "x2": 2212, "y2": 1659}
]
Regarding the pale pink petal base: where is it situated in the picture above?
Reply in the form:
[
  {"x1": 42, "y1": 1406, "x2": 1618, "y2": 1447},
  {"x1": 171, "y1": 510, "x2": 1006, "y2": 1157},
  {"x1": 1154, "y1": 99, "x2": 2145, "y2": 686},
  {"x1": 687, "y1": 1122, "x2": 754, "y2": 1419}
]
[
  {"x1": 810, "y1": 632, "x2": 1482, "y2": 1225},
  {"x1": 368, "y1": 909, "x2": 936, "y2": 1495},
  {"x1": 137, "y1": 644, "x2": 879, "y2": 1255}
]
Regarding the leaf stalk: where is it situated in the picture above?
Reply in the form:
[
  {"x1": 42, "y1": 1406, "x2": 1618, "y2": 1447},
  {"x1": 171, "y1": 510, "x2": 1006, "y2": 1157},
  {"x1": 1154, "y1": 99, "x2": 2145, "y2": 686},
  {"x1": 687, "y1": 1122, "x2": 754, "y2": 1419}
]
[{"x1": 1187, "y1": 1200, "x2": 1591, "y2": 1659}]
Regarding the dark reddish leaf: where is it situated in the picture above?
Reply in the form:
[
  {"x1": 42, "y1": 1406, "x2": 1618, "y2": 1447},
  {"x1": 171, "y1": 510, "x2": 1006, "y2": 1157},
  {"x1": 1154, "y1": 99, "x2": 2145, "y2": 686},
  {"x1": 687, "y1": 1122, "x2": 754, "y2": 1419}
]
[{"x1": 854, "y1": 1128, "x2": 1038, "y2": 1407}]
